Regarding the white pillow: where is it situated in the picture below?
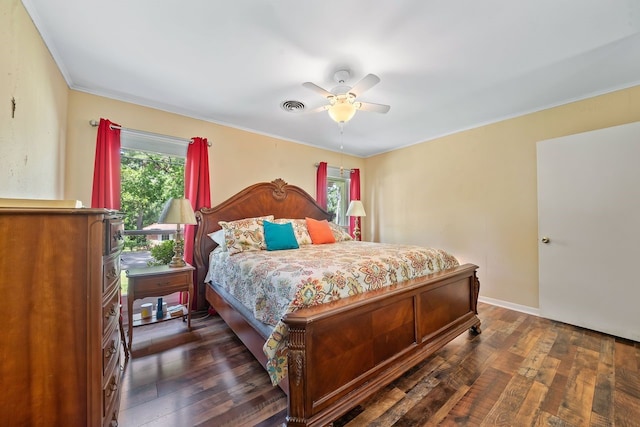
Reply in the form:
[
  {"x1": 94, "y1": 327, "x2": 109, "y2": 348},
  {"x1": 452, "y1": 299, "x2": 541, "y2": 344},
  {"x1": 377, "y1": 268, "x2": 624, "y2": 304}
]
[{"x1": 207, "y1": 229, "x2": 227, "y2": 251}]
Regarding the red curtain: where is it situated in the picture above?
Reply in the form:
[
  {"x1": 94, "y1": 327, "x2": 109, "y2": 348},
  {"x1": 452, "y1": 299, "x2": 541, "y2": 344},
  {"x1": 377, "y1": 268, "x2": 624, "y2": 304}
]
[
  {"x1": 91, "y1": 119, "x2": 121, "y2": 209},
  {"x1": 349, "y1": 169, "x2": 361, "y2": 239},
  {"x1": 316, "y1": 162, "x2": 328, "y2": 209},
  {"x1": 183, "y1": 137, "x2": 211, "y2": 310}
]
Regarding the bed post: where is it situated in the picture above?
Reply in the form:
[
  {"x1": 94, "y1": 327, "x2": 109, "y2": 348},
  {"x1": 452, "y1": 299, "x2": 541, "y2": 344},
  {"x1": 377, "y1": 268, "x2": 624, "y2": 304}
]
[
  {"x1": 471, "y1": 274, "x2": 482, "y2": 334},
  {"x1": 286, "y1": 325, "x2": 308, "y2": 427}
]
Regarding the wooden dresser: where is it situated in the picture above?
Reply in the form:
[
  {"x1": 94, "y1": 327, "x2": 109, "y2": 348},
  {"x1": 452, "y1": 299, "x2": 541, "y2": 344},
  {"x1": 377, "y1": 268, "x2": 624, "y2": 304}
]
[{"x1": 0, "y1": 208, "x2": 124, "y2": 426}]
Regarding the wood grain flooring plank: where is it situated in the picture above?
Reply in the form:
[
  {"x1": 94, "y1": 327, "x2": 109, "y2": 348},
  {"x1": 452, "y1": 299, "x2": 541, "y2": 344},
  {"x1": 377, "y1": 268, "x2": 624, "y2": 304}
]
[
  {"x1": 557, "y1": 346, "x2": 599, "y2": 426},
  {"x1": 490, "y1": 349, "x2": 525, "y2": 375},
  {"x1": 392, "y1": 355, "x2": 448, "y2": 393},
  {"x1": 420, "y1": 384, "x2": 470, "y2": 427},
  {"x1": 339, "y1": 387, "x2": 406, "y2": 427},
  {"x1": 440, "y1": 367, "x2": 512, "y2": 426},
  {"x1": 393, "y1": 382, "x2": 459, "y2": 426},
  {"x1": 480, "y1": 373, "x2": 534, "y2": 426},
  {"x1": 535, "y1": 356, "x2": 561, "y2": 388},
  {"x1": 510, "y1": 327, "x2": 544, "y2": 358},
  {"x1": 366, "y1": 376, "x2": 441, "y2": 427},
  {"x1": 194, "y1": 385, "x2": 286, "y2": 427},
  {"x1": 615, "y1": 338, "x2": 638, "y2": 372},
  {"x1": 591, "y1": 336, "x2": 615, "y2": 422},
  {"x1": 614, "y1": 367, "x2": 640, "y2": 402},
  {"x1": 548, "y1": 325, "x2": 578, "y2": 378},
  {"x1": 535, "y1": 411, "x2": 576, "y2": 427},
  {"x1": 590, "y1": 411, "x2": 613, "y2": 427},
  {"x1": 514, "y1": 380, "x2": 548, "y2": 426},
  {"x1": 540, "y1": 372, "x2": 568, "y2": 417},
  {"x1": 517, "y1": 328, "x2": 558, "y2": 379},
  {"x1": 614, "y1": 388, "x2": 640, "y2": 427}
]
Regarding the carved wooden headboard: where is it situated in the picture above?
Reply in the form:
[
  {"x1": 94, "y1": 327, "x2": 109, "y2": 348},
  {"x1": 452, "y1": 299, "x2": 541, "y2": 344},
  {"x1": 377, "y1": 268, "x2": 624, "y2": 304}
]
[{"x1": 193, "y1": 178, "x2": 331, "y2": 304}]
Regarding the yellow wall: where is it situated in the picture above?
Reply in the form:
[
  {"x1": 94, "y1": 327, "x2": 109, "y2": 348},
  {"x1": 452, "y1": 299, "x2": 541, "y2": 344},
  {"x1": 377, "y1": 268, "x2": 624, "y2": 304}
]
[
  {"x1": 66, "y1": 91, "x2": 365, "y2": 209},
  {"x1": 365, "y1": 86, "x2": 640, "y2": 309},
  {"x1": 0, "y1": 0, "x2": 69, "y2": 198}
]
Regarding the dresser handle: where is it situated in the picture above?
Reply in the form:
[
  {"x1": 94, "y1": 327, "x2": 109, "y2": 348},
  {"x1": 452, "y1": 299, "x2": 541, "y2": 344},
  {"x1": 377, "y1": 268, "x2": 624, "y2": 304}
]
[
  {"x1": 105, "y1": 304, "x2": 117, "y2": 318},
  {"x1": 105, "y1": 378, "x2": 118, "y2": 398},
  {"x1": 106, "y1": 267, "x2": 118, "y2": 280},
  {"x1": 106, "y1": 343, "x2": 117, "y2": 358}
]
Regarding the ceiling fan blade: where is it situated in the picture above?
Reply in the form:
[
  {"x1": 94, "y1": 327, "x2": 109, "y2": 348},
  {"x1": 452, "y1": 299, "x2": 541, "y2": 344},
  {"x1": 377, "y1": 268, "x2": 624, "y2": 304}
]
[
  {"x1": 357, "y1": 101, "x2": 390, "y2": 114},
  {"x1": 302, "y1": 82, "x2": 334, "y2": 99},
  {"x1": 307, "y1": 104, "x2": 330, "y2": 113},
  {"x1": 349, "y1": 74, "x2": 380, "y2": 98}
]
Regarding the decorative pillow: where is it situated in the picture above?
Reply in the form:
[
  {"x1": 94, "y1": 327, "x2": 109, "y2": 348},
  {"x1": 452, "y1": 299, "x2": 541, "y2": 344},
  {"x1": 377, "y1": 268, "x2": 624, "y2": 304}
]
[
  {"x1": 273, "y1": 218, "x2": 312, "y2": 245},
  {"x1": 219, "y1": 215, "x2": 274, "y2": 255},
  {"x1": 305, "y1": 217, "x2": 336, "y2": 244},
  {"x1": 263, "y1": 221, "x2": 299, "y2": 251},
  {"x1": 328, "y1": 222, "x2": 353, "y2": 242},
  {"x1": 207, "y1": 229, "x2": 227, "y2": 251}
]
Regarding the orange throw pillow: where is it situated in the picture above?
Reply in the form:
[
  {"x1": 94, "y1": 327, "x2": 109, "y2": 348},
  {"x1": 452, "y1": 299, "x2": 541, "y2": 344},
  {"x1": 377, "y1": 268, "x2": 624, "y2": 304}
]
[{"x1": 305, "y1": 217, "x2": 336, "y2": 244}]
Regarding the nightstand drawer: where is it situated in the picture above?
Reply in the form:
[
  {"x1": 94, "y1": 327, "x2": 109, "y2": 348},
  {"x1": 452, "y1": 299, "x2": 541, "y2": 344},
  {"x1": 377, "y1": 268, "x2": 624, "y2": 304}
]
[{"x1": 132, "y1": 271, "x2": 191, "y2": 295}]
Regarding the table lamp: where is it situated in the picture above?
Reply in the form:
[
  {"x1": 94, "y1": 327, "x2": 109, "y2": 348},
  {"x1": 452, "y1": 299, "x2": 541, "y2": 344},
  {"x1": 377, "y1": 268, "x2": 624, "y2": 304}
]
[
  {"x1": 346, "y1": 200, "x2": 366, "y2": 241},
  {"x1": 159, "y1": 198, "x2": 197, "y2": 267}
]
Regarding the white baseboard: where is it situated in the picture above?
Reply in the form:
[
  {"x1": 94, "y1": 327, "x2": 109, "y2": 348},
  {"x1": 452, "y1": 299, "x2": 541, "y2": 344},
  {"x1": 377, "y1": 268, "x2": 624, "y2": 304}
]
[{"x1": 478, "y1": 296, "x2": 540, "y2": 317}]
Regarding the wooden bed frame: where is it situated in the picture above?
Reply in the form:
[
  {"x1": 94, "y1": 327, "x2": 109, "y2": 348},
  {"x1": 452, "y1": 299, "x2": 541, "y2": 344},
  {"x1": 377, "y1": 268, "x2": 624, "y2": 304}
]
[{"x1": 193, "y1": 178, "x2": 481, "y2": 427}]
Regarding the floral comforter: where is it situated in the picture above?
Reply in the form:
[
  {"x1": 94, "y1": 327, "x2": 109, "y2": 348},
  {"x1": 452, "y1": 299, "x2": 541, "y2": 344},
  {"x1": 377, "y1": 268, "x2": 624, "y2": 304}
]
[{"x1": 206, "y1": 241, "x2": 459, "y2": 385}]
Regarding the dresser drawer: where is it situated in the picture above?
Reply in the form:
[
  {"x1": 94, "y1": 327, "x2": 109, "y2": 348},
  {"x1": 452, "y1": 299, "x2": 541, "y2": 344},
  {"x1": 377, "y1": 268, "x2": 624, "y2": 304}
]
[
  {"x1": 103, "y1": 253, "x2": 121, "y2": 294},
  {"x1": 104, "y1": 396, "x2": 120, "y2": 427},
  {"x1": 106, "y1": 219, "x2": 124, "y2": 255},
  {"x1": 103, "y1": 364, "x2": 121, "y2": 418},
  {"x1": 102, "y1": 327, "x2": 121, "y2": 377},
  {"x1": 132, "y1": 270, "x2": 191, "y2": 295},
  {"x1": 102, "y1": 288, "x2": 120, "y2": 336}
]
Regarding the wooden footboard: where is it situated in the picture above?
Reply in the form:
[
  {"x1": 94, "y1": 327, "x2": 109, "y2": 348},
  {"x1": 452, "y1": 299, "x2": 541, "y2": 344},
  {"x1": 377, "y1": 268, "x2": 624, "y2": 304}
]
[{"x1": 283, "y1": 263, "x2": 480, "y2": 427}]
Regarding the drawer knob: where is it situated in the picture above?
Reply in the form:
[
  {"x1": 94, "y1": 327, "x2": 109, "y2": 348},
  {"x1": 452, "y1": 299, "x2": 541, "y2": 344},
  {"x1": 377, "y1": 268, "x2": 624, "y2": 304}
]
[
  {"x1": 105, "y1": 304, "x2": 117, "y2": 318},
  {"x1": 106, "y1": 342, "x2": 117, "y2": 358},
  {"x1": 105, "y1": 378, "x2": 118, "y2": 398},
  {"x1": 106, "y1": 267, "x2": 118, "y2": 280}
]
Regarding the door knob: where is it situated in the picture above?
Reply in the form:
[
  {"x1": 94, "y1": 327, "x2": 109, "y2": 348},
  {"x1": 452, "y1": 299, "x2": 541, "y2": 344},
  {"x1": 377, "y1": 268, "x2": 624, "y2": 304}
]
[{"x1": 541, "y1": 237, "x2": 550, "y2": 244}]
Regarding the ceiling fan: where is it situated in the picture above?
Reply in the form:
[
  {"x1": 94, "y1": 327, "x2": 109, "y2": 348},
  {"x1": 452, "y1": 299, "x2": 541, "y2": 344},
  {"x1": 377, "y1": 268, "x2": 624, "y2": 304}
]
[{"x1": 303, "y1": 70, "x2": 390, "y2": 124}]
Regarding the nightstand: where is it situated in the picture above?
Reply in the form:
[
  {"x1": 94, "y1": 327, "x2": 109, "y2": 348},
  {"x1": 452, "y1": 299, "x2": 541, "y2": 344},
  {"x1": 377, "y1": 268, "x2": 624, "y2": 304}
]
[{"x1": 125, "y1": 263, "x2": 194, "y2": 353}]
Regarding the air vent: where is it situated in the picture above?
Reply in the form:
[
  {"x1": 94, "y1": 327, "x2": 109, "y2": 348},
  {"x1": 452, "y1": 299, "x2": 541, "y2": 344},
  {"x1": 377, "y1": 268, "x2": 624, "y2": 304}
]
[{"x1": 280, "y1": 100, "x2": 305, "y2": 113}]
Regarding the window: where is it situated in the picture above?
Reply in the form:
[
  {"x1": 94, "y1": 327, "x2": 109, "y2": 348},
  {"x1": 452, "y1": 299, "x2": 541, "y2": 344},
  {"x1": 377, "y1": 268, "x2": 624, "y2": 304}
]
[
  {"x1": 119, "y1": 131, "x2": 187, "y2": 295},
  {"x1": 120, "y1": 149, "x2": 185, "y2": 245},
  {"x1": 326, "y1": 167, "x2": 350, "y2": 227}
]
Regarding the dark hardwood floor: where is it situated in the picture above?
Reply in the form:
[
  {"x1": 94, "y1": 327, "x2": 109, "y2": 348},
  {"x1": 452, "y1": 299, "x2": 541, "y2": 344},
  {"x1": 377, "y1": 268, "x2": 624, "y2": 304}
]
[{"x1": 118, "y1": 303, "x2": 640, "y2": 426}]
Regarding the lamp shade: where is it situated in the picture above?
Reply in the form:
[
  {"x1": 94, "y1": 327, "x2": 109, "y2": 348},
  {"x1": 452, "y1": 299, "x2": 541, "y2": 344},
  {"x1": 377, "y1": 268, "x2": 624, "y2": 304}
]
[
  {"x1": 159, "y1": 198, "x2": 197, "y2": 225},
  {"x1": 346, "y1": 200, "x2": 366, "y2": 217},
  {"x1": 328, "y1": 99, "x2": 357, "y2": 123}
]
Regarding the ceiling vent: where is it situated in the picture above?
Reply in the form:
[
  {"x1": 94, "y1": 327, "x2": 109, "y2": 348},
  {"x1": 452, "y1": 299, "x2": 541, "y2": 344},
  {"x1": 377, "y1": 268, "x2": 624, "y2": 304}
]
[{"x1": 280, "y1": 100, "x2": 305, "y2": 113}]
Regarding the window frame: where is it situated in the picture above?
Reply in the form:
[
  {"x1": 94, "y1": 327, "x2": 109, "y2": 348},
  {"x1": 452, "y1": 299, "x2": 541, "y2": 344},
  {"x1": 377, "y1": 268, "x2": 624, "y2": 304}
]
[{"x1": 326, "y1": 167, "x2": 350, "y2": 227}]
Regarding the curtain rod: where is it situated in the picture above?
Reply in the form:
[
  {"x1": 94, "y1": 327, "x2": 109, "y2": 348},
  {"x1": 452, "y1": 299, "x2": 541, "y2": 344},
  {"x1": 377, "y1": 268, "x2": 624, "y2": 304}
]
[
  {"x1": 314, "y1": 162, "x2": 354, "y2": 173},
  {"x1": 89, "y1": 120, "x2": 211, "y2": 146}
]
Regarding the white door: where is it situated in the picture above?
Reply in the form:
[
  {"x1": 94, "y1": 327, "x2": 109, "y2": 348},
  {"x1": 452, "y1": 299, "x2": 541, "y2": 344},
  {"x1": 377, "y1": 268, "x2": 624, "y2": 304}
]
[{"x1": 537, "y1": 122, "x2": 640, "y2": 342}]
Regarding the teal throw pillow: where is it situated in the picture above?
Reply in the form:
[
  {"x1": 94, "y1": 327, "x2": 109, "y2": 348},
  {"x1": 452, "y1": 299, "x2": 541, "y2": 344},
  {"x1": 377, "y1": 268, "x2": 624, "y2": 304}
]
[{"x1": 264, "y1": 220, "x2": 300, "y2": 251}]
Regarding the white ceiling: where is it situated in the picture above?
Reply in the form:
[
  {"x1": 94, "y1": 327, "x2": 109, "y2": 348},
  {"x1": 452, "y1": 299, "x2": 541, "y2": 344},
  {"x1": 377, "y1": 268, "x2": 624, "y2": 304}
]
[{"x1": 22, "y1": 0, "x2": 640, "y2": 157}]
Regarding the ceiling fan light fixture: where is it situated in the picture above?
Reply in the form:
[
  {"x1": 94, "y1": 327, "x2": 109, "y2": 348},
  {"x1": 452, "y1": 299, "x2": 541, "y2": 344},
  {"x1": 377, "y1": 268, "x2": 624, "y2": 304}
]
[{"x1": 328, "y1": 98, "x2": 357, "y2": 123}]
